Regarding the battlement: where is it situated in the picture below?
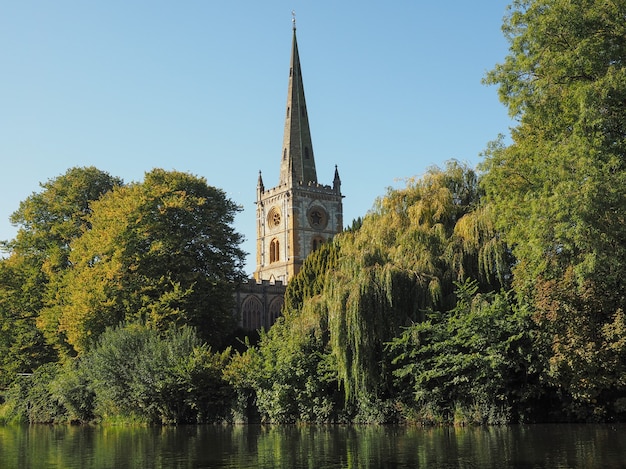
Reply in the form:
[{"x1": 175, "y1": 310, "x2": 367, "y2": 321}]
[
  {"x1": 240, "y1": 277, "x2": 285, "y2": 288},
  {"x1": 261, "y1": 180, "x2": 339, "y2": 199}
]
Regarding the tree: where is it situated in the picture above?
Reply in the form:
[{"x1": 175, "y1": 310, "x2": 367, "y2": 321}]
[
  {"x1": 326, "y1": 162, "x2": 508, "y2": 403},
  {"x1": 0, "y1": 167, "x2": 121, "y2": 376},
  {"x1": 283, "y1": 241, "x2": 340, "y2": 316},
  {"x1": 228, "y1": 243, "x2": 345, "y2": 424},
  {"x1": 482, "y1": 0, "x2": 626, "y2": 419},
  {"x1": 50, "y1": 169, "x2": 245, "y2": 353},
  {"x1": 388, "y1": 280, "x2": 541, "y2": 425},
  {"x1": 1, "y1": 324, "x2": 234, "y2": 424},
  {"x1": 83, "y1": 323, "x2": 233, "y2": 424},
  {"x1": 0, "y1": 256, "x2": 56, "y2": 387},
  {"x1": 6, "y1": 166, "x2": 123, "y2": 272}
]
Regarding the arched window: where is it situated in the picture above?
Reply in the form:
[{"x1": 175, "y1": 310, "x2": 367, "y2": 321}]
[
  {"x1": 312, "y1": 236, "x2": 324, "y2": 252},
  {"x1": 267, "y1": 297, "x2": 284, "y2": 328},
  {"x1": 242, "y1": 296, "x2": 263, "y2": 331},
  {"x1": 270, "y1": 238, "x2": 280, "y2": 263}
]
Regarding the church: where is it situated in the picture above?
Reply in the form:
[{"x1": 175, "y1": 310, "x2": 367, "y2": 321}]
[{"x1": 234, "y1": 21, "x2": 344, "y2": 331}]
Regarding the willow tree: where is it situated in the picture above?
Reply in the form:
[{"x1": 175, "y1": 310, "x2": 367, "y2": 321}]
[
  {"x1": 326, "y1": 161, "x2": 509, "y2": 404},
  {"x1": 482, "y1": 0, "x2": 626, "y2": 419}
]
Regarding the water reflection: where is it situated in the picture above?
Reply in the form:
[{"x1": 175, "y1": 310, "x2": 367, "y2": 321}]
[{"x1": 1, "y1": 424, "x2": 625, "y2": 468}]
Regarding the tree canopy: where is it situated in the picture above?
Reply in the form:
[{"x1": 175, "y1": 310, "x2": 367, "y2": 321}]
[
  {"x1": 0, "y1": 167, "x2": 121, "y2": 381},
  {"x1": 47, "y1": 169, "x2": 246, "y2": 354},
  {"x1": 482, "y1": 0, "x2": 626, "y2": 419},
  {"x1": 6, "y1": 166, "x2": 123, "y2": 272}
]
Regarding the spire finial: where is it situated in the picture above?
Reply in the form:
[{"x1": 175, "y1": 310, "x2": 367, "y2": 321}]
[{"x1": 292, "y1": 10, "x2": 296, "y2": 30}]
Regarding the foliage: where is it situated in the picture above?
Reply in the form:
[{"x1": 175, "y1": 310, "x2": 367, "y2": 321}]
[
  {"x1": 46, "y1": 169, "x2": 245, "y2": 354},
  {"x1": 83, "y1": 323, "x2": 234, "y2": 424},
  {"x1": 228, "y1": 161, "x2": 513, "y2": 423},
  {"x1": 283, "y1": 241, "x2": 340, "y2": 316},
  {"x1": 5, "y1": 0, "x2": 626, "y2": 424},
  {"x1": 0, "y1": 167, "x2": 120, "y2": 379},
  {"x1": 6, "y1": 166, "x2": 123, "y2": 271},
  {"x1": 1, "y1": 324, "x2": 234, "y2": 424},
  {"x1": 227, "y1": 245, "x2": 345, "y2": 423},
  {"x1": 326, "y1": 161, "x2": 509, "y2": 403},
  {"x1": 2, "y1": 363, "x2": 69, "y2": 424},
  {"x1": 387, "y1": 280, "x2": 541, "y2": 424},
  {"x1": 232, "y1": 318, "x2": 340, "y2": 424},
  {"x1": 0, "y1": 256, "x2": 56, "y2": 387},
  {"x1": 482, "y1": 0, "x2": 626, "y2": 418},
  {"x1": 223, "y1": 242, "x2": 347, "y2": 423}
]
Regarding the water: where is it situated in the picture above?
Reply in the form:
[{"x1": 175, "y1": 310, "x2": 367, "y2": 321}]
[{"x1": 1, "y1": 424, "x2": 625, "y2": 468}]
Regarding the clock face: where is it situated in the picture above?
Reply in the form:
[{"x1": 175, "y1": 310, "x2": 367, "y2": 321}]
[
  {"x1": 267, "y1": 206, "x2": 281, "y2": 229},
  {"x1": 308, "y1": 206, "x2": 328, "y2": 229}
]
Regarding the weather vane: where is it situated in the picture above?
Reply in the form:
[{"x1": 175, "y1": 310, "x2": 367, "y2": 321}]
[{"x1": 292, "y1": 10, "x2": 296, "y2": 30}]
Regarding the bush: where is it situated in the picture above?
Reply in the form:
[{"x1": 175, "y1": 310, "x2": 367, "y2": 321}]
[
  {"x1": 82, "y1": 323, "x2": 234, "y2": 424},
  {"x1": 2, "y1": 363, "x2": 68, "y2": 424}
]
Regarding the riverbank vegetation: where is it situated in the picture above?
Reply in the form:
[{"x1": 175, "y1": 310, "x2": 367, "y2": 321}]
[{"x1": 2, "y1": 0, "x2": 626, "y2": 425}]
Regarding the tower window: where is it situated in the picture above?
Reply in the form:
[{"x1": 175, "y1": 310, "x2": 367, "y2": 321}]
[
  {"x1": 270, "y1": 238, "x2": 280, "y2": 263},
  {"x1": 268, "y1": 206, "x2": 282, "y2": 228},
  {"x1": 283, "y1": 148, "x2": 287, "y2": 160},
  {"x1": 287, "y1": 107, "x2": 290, "y2": 118},
  {"x1": 304, "y1": 147, "x2": 310, "y2": 160},
  {"x1": 312, "y1": 236, "x2": 325, "y2": 252}
]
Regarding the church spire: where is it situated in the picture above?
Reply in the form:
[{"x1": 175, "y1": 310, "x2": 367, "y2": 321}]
[
  {"x1": 279, "y1": 20, "x2": 317, "y2": 186},
  {"x1": 254, "y1": 17, "x2": 344, "y2": 284}
]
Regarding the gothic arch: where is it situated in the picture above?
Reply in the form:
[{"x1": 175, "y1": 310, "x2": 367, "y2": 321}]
[
  {"x1": 241, "y1": 296, "x2": 263, "y2": 331},
  {"x1": 312, "y1": 236, "x2": 325, "y2": 252},
  {"x1": 268, "y1": 296, "x2": 284, "y2": 328}
]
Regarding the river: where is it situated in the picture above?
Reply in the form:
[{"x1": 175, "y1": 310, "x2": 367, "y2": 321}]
[{"x1": 1, "y1": 424, "x2": 625, "y2": 468}]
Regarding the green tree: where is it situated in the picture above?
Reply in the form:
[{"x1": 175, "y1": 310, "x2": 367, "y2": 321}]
[
  {"x1": 1, "y1": 324, "x2": 233, "y2": 424},
  {"x1": 83, "y1": 323, "x2": 233, "y2": 424},
  {"x1": 326, "y1": 162, "x2": 508, "y2": 404},
  {"x1": 0, "y1": 256, "x2": 55, "y2": 387},
  {"x1": 226, "y1": 243, "x2": 344, "y2": 423},
  {"x1": 233, "y1": 314, "x2": 341, "y2": 423},
  {"x1": 1, "y1": 363, "x2": 68, "y2": 424},
  {"x1": 234, "y1": 162, "x2": 510, "y2": 423},
  {"x1": 6, "y1": 166, "x2": 123, "y2": 272},
  {"x1": 482, "y1": 0, "x2": 626, "y2": 419},
  {"x1": 388, "y1": 280, "x2": 541, "y2": 425},
  {"x1": 50, "y1": 169, "x2": 245, "y2": 353},
  {"x1": 283, "y1": 241, "x2": 340, "y2": 316},
  {"x1": 0, "y1": 167, "x2": 121, "y2": 378}
]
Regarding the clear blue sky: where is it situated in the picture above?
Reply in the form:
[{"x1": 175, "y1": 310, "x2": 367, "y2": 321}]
[{"x1": 1, "y1": 1, "x2": 513, "y2": 273}]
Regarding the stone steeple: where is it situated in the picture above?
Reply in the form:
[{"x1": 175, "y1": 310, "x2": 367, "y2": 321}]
[
  {"x1": 279, "y1": 24, "x2": 317, "y2": 186},
  {"x1": 254, "y1": 19, "x2": 343, "y2": 284}
]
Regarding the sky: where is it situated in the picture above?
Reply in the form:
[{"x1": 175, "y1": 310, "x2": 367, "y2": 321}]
[{"x1": 1, "y1": 1, "x2": 514, "y2": 273}]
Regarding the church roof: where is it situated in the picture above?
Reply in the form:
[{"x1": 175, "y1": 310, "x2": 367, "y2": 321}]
[{"x1": 279, "y1": 24, "x2": 318, "y2": 186}]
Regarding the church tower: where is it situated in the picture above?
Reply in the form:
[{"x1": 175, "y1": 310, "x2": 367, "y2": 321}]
[{"x1": 254, "y1": 21, "x2": 343, "y2": 283}]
